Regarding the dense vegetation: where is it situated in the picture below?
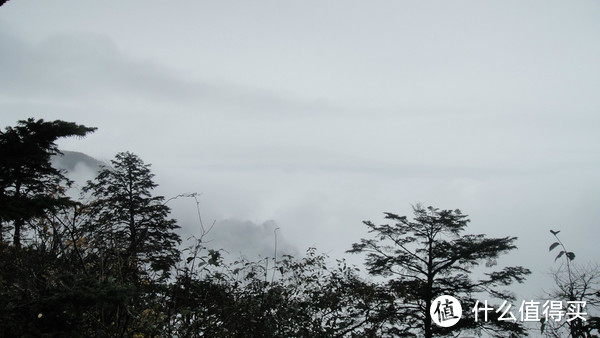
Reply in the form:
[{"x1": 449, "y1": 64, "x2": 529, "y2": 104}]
[{"x1": 0, "y1": 119, "x2": 597, "y2": 337}]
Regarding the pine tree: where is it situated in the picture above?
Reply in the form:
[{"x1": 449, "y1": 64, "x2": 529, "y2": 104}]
[
  {"x1": 83, "y1": 151, "x2": 181, "y2": 283},
  {"x1": 0, "y1": 118, "x2": 96, "y2": 249},
  {"x1": 348, "y1": 205, "x2": 531, "y2": 337}
]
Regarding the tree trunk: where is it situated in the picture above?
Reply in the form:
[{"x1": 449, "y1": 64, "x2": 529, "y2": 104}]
[
  {"x1": 13, "y1": 181, "x2": 22, "y2": 250},
  {"x1": 13, "y1": 218, "x2": 22, "y2": 250},
  {"x1": 425, "y1": 236, "x2": 434, "y2": 338}
]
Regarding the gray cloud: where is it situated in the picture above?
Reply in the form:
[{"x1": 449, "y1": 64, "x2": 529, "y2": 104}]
[
  {"x1": 202, "y1": 219, "x2": 298, "y2": 260},
  {"x1": 0, "y1": 30, "x2": 348, "y2": 120}
]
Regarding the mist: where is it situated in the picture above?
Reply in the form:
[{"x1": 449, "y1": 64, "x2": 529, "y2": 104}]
[{"x1": 2, "y1": 1, "x2": 599, "y2": 324}]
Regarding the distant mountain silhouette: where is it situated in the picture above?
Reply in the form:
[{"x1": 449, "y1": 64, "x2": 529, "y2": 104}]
[
  {"x1": 49, "y1": 151, "x2": 299, "y2": 260},
  {"x1": 51, "y1": 150, "x2": 104, "y2": 173}
]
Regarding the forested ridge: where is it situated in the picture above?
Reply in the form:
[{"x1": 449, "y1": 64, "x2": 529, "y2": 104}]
[{"x1": 1, "y1": 119, "x2": 598, "y2": 337}]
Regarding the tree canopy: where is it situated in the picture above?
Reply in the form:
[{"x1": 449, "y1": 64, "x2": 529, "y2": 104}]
[
  {"x1": 0, "y1": 118, "x2": 96, "y2": 249},
  {"x1": 348, "y1": 205, "x2": 531, "y2": 337},
  {"x1": 83, "y1": 151, "x2": 181, "y2": 283}
]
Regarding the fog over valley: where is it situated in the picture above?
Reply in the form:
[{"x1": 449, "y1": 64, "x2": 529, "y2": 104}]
[{"x1": 2, "y1": 2, "x2": 599, "y2": 336}]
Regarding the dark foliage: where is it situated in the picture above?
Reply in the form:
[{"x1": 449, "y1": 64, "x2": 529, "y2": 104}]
[
  {"x1": 0, "y1": 119, "x2": 553, "y2": 337},
  {"x1": 82, "y1": 151, "x2": 181, "y2": 283},
  {"x1": 0, "y1": 118, "x2": 96, "y2": 249},
  {"x1": 348, "y1": 205, "x2": 531, "y2": 337},
  {"x1": 542, "y1": 230, "x2": 600, "y2": 337}
]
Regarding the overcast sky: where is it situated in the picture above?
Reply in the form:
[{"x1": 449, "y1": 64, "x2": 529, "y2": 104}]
[{"x1": 1, "y1": 1, "x2": 599, "y2": 303}]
